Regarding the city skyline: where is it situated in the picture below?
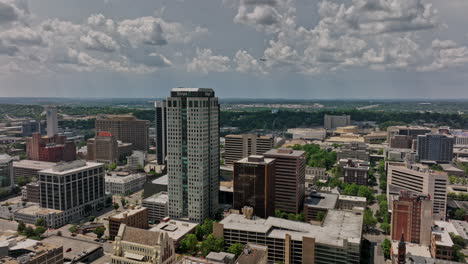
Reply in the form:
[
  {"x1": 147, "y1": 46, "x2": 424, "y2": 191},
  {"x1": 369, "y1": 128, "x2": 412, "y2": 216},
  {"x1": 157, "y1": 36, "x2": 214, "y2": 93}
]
[{"x1": 0, "y1": 0, "x2": 468, "y2": 99}]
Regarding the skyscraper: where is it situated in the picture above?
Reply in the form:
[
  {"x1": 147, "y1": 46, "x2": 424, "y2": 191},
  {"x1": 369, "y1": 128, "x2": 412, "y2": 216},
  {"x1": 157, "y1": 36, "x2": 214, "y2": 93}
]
[
  {"x1": 45, "y1": 106, "x2": 58, "y2": 137},
  {"x1": 224, "y1": 134, "x2": 274, "y2": 165},
  {"x1": 417, "y1": 133, "x2": 454, "y2": 163},
  {"x1": 167, "y1": 88, "x2": 219, "y2": 222},
  {"x1": 154, "y1": 101, "x2": 167, "y2": 165},
  {"x1": 95, "y1": 115, "x2": 149, "y2": 151}
]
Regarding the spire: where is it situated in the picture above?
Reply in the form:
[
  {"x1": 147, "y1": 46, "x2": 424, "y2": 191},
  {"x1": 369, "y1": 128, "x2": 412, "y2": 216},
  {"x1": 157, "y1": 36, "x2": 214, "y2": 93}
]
[{"x1": 399, "y1": 232, "x2": 406, "y2": 248}]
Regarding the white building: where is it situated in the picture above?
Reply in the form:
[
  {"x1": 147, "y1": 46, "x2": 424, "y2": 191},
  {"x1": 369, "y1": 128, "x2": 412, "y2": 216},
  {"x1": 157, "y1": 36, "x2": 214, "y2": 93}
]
[
  {"x1": 13, "y1": 205, "x2": 65, "y2": 229},
  {"x1": 127, "y1": 151, "x2": 146, "y2": 171},
  {"x1": 287, "y1": 128, "x2": 326, "y2": 140},
  {"x1": 166, "y1": 88, "x2": 219, "y2": 223},
  {"x1": 105, "y1": 172, "x2": 146, "y2": 195},
  {"x1": 142, "y1": 192, "x2": 169, "y2": 223}
]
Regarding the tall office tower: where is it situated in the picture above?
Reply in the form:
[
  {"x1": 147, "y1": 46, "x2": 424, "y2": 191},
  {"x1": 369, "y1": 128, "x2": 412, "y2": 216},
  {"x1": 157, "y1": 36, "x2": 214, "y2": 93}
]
[
  {"x1": 323, "y1": 114, "x2": 351, "y2": 130},
  {"x1": 388, "y1": 163, "x2": 448, "y2": 220},
  {"x1": 233, "y1": 155, "x2": 275, "y2": 218},
  {"x1": 387, "y1": 126, "x2": 432, "y2": 149},
  {"x1": 167, "y1": 88, "x2": 220, "y2": 222},
  {"x1": 95, "y1": 116, "x2": 149, "y2": 151},
  {"x1": 224, "y1": 134, "x2": 274, "y2": 165},
  {"x1": 154, "y1": 101, "x2": 167, "y2": 165},
  {"x1": 45, "y1": 106, "x2": 58, "y2": 137},
  {"x1": 391, "y1": 190, "x2": 433, "y2": 245},
  {"x1": 264, "y1": 148, "x2": 305, "y2": 214},
  {"x1": 0, "y1": 154, "x2": 14, "y2": 191},
  {"x1": 38, "y1": 160, "x2": 105, "y2": 222},
  {"x1": 87, "y1": 131, "x2": 119, "y2": 164},
  {"x1": 417, "y1": 133, "x2": 454, "y2": 163}
]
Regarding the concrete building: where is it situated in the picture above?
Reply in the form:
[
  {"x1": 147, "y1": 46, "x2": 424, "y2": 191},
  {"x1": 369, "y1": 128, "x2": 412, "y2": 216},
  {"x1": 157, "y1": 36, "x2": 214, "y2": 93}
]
[
  {"x1": 450, "y1": 220, "x2": 468, "y2": 243},
  {"x1": 236, "y1": 244, "x2": 268, "y2": 264},
  {"x1": 21, "y1": 120, "x2": 45, "y2": 137},
  {"x1": 303, "y1": 191, "x2": 338, "y2": 222},
  {"x1": 337, "y1": 195, "x2": 367, "y2": 210},
  {"x1": 224, "y1": 134, "x2": 274, "y2": 165},
  {"x1": 390, "y1": 190, "x2": 432, "y2": 246},
  {"x1": 105, "y1": 171, "x2": 146, "y2": 195},
  {"x1": 87, "y1": 132, "x2": 119, "y2": 164},
  {"x1": 166, "y1": 88, "x2": 220, "y2": 223},
  {"x1": 13, "y1": 204, "x2": 65, "y2": 229},
  {"x1": 363, "y1": 132, "x2": 387, "y2": 144},
  {"x1": 26, "y1": 133, "x2": 76, "y2": 162},
  {"x1": 335, "y1": 126, "x2": 359, "y2": 135},
  {"x1": 343, "y1": 159, "x2": 370, "y2": 186},
  {"x1": 42, "y1": 235, "x2": 103, "y2": 263},
  {"x1": 109, "y1": 207, "x2": 149, "y2": 240},
  {"x1": 287, "y1": 128, "x2": 326, "y2": 140},
  {"x1": 0, "y1": 240, "x2": 63, "y2": 264},
  {"x1": 45, "y1": 106, "x2": 58, "y2": 137},
  {"x1": 12, "y1": 160, "x2": 56, "y2": 183},
  {"x1": 264, "y1": 148, "x2": 305, "y2": 214},
  {"x1": 142, "y1": 192, "x2": 169, "y2": 223},
  {"x1": 233, "y1": 155, "x2": 275, "y2": 218},
  {"x1": 388, "y1": 163, "x2": 448, "y2": 220},
  {"x1": 214, "y1": 209, "x2": 363, "y2": 264},
  {"x1": 95, "y1": 115, "x2": 149, "y2": 151},
  {"x1": 127, "y1": 151, "x2": 146, "y2": 171},
  {"x1": 112, "y1": 224, "x2": 176, "y2": 264},
  {"x1": 336, "y1": 142, "x2": 370, "y2": 161},
  {"x1": 387, "y1": 126, "x2": 432, "y2": 149},
  {"x1": 417, "y1": 134, "x2": 454, "y2": 163},
  {"x1": 150, "y1": 219, "x2": 198, "y2": 248},
  {"x1": 38, "y1": 160, "x2": 105, "y2": 222},
  {"x1": 0, "y1": 154, "x2": 14, "y2": 191},
  {"x1": 431, "y1": 221, "x2": 456, "y2": 261},
  {"x1": 324, "y1": 114, "x2": 351, "y2": 130},
  {"x1": 24, "y1": 182, "x2": 40, "y2": 203},
  {"x1": 155, "y1": 101, "x2": 167, "y2": 165},
  {"x1": 305, "y1": 167, "x2": 328, "y2": 181},
  {"x1": 384, "y1": 148, "x2": 414, "y2": 162}
]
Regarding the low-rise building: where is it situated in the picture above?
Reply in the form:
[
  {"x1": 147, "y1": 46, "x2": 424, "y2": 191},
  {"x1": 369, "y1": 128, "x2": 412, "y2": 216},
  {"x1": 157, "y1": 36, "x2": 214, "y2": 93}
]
[
  {"x1": 142, "y1": 192, "x2": 169, "y2": 223},
  {"x1": 150, "y1": 219, "x2": 198, "y2": 248},
  {"x1": 127, "y1": 151, "x2": 146, "y2": 171},
  {"x1": 336, "y1": 142, "x2": 370, "y2": 161},
  {"x1": 287, "y1": 128, "x2": 326, "y2": 140},
  {"x1": 214, "y1": 209, "x2": 363, "y2": 264},
  {"x1": 363, "y1": 132, "x2": 387, "y2": 144},
  {"x1": 42, "y1": 235, "x2": 103, "y2": 263},
  {"x1": 13, "y1": 205, "x2": 65, "y2": 229},
  {"x1": 112, "y1": 224, "x2": 176, "y2": 264},
  {"x1": 305, "y1": 167, "x2": 328, "y2": 182},
  {"x1": 450, "y1": 220, "x2": 468, "y2": 243},
  {"x1": 109, "y1": 207, "x2": 149, "y2": 240},
  {"x1": 431, "y1": 221, "x2": 456, "y2": 261},
  {"x1": 336, "y1": 126, "x2": 359, "y2": 135},
  {"x1": 23, "y1": 182, "x2": 40, "y2": 203},
  {"x1": 343, "y1": 159, "x2": 370, "y2": 186},
  {"x1": 337, "y1": 195, "x2": 367, "y2": 210},
  {"x1": 303, "y1": 191, "x2": 338, "y2": 222},
  {"x1": 105, "y1": 171, "x2": 146, "y2": 195},
  {"x1": 12, "y1": 160, "x2": 56, "y2": 183},
  {"x1": 0, "y1": 240, "x2": 63, "y2": 264}
]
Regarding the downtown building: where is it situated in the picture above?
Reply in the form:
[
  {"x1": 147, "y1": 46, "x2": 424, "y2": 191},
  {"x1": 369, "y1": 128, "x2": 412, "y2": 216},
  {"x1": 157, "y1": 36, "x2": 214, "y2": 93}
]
[
  {"x1": 38, "y1": 160, "x2": 105, "y2": 222},
  {"x1": 417, "y1": 133, "x2": 454, "y2": 163},
  {"x1": 324, "y1": 114, "x2": 351, "y2": 130},
  {"x1": 166, "y1": 88, "x2": 220, "y2": 222},
  {"x1": 224, "y1": 134, "x2": 274, "y2": 165},
  {"x1": 264, "y1": 148, "x2": 305, "y2": 214},
  {"x1": 154, "y1": 101, "x2": 167, "y2": 165},
  {"x1": 26, "y1": 133, "x2": 76, "y2": 162},
  {"x1": 388, "y1": 163, "x2": 448, "y2": 220},
  {"x1": 95, "y1": 115, "x2": 149, "y2": 151}
]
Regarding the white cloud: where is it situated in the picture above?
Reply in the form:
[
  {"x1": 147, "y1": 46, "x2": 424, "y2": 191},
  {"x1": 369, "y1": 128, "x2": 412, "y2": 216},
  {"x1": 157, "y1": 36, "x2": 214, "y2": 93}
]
[
  {"x1": 187, "y1": 48, "x2": 230, "y2": 74},
  {"x1": 0, "y1": 40, "x2": 18, "y2": 55},
  {"x1": 234, "y1": 50, "x2": 266, "y2": 74},
  {"x1": 1, "y1": 26, "x2": 44, "y2": 46},
  {"x1": 80, "y1": 30, "x2": 119, "y2": 52}
]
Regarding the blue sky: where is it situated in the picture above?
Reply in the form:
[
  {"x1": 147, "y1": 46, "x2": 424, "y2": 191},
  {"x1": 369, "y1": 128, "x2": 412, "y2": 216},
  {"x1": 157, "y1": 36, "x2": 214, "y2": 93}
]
[{"x1": 0, "y1": 0, "x2": 468, "y2": 99}]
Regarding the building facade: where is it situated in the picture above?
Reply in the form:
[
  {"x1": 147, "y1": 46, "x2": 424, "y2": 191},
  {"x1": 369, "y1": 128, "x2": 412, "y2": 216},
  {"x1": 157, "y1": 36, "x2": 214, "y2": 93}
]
[
  {"x1": 142, "y1": 192, "x2": 169, "y2": 223},
  {"x1": 324, "y1": 114, "x2": 351, "y2": 130},
  {"x1": 224, "y1": 134, "x2": 274, "y2": 165},
  {"x1": 95, "y1": 115, "x2": 149, "y2": 151},
  {"x1": 87, "y1": 132, "x2": 119, "y2": 164},
  {"x1": 417, "y1": 134, "x2": 454, "y2": 163},
  {"x1": 0, "y1": 154, "x2": 14, "y2": 191},
  {"x1": 26, "y1": 133, "x2": 76, "y2": 162},
  {"x1": 13, "y1": 160, "x2": 56, "y2": 183},
  {"x1": 233, "y1": 155, "x2": 275, "y2": 218},
  {"x1": 46, "y1": 106, "x2": 58, "y2": 138},
  {"x1": 105, "y1": 172, "x2": 146, "y2": 195},
  {"x1": 155, "y1": 101, "x2": 167, "y2": 165},
  {"x1": 264, "y1": 148, "x2": 305, "y2": 214},
  {"x1": 336, "y1": 142, "x2": 370, "y2": 161},
  {"x1": 109, "y1": 207, "x2": 149, "y2": 240},
  {"x1": 343, "y1": 160, "x2": 370, "y2": 186},
  {"x1": 166, "y1": 88, "x2": 220, "y2": 223},
  {"x1": 38, "y1": 160, "x2": 105, "y2": 222}
]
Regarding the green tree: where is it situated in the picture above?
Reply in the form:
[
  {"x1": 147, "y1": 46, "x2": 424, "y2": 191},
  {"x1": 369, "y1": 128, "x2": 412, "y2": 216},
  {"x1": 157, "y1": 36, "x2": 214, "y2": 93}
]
[
  {"x1": 357, "y1": 186, "x2": 374, "y2": 203},
  {"x1": 35, "y1": 218, "x2": 47, "y2": 228},
  {"x1": 227, "y1": 243, "x2": 244, "y2": 257},
  {"x1": 454, "y1": 208, "x2": 466, "y2": 220},
  {"x1": 35, "y1": 226, "x2": 46, "y2": 236},
  {"x1": 88, "y1": 216, "x2": 96, "y2": 222},
  {"x1": 113, "y1": 203, "x2": 120, "y2": 210},
  {"x1": 381, "y1": 238, "x2": 391, "y2": 259},
  {"x1": 195, "y1": 219, "x2": 214, "y2": 241},
  {"x1": 200, "y1": 234, "x2": 224, "y2": 257},
  {"x1": 316, "y1": 211, "x2": 326, "y2": 221},
  {"x1": 17, "y1": 221, "x2": 26, "y2": 233},
  {"x1": 109, "y1": 163, "x2": 117, "y2": 171},
  {"x1": 363, "y1": 209, "x2": 377, "y2": 232},
  {"x1": 69, "y1": 225, "x2": 78, "y2": 233},
  {"x1": 429, "y1": 164, "x2": 443, "y2": 171},
  {"x1": 179, "y1": 234, "x2": 198, "y2": 254},
  {"x1": 16, "y1": 176, "x2": 30, "y2": 187},
  {"x1": 94, "y1": 227, "x2": 105, "y2": 239}
]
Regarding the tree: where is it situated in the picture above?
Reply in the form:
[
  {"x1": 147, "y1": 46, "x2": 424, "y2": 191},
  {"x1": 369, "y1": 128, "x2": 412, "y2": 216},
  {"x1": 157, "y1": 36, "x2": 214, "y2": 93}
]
[
  {"x1": 113, "y1": 203, "x2": 120, "y2": 210},
  {"x1": 195, "y1": 219, "x2": 214, "y2": 241},
  {"x1": 94, "y1": 227, "x2": 105, "y2": 239},
  {"x1": 179, "y1": 234, "x2": 198, "y2": 254},
  {"x1": 380, "y1": 222, "x2": 390, "y2": 235},
  {"x1": 69, "y1": 225, "x2": 78, "y2": 233},
  {"x1": 88, "y1": 216, "x2": 96, "y2": 222},
  {"x1": 357, "y1": 186, "x2": 374, "y2": 203},
  {"x1": 109, "y1": 163, "x2": 117, "y2": 171},
  {"x1": 17, "y1": 221, "x2": 26, "y2": 233},
  {"x1": 200, "y1": 234, "x2": 224, "y2": 257},
  {"x1": 381, "y1": 238, "x2": 391, "y2": 259},
  {"x1": 363, "y1": 209, "x2": 377, "y2": 232},
  {"x1": 227, "y1": 243, "x2": 244, "y2": 257},
  {"x1": 35, "y1": 226, "x2": 46, "y2": 236},
  {"x1": 35, "y1": 218, "x2": 47, "y2": 228},
  {"x1": 454, "y1": 208, "x2": 466, "y2": 220},
  {"x1": 24, "y1": 226, "x2": 35, "y2": 237},
  {"x1": 316, "y1": 211, "x2": 326, "y2": 221},
  {"x1": 16, "y1": 176, "x2": 30, "y2": 187}
]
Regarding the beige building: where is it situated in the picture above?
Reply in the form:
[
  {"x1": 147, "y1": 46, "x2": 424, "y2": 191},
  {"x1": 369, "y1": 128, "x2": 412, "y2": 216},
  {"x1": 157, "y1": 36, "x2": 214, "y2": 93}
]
[
  {"x1": 12, "y1": 159, "x2": 56, "y2": 183},
  {"x1": 224, "y1": 134, "x2": 273, "y2": 165},
  {"x1": 337, "y1": 195, "x2": 367, "y2": 210},
  {"x1": 336, "y1": 126, "x2": 359, "y2": 134},
  {"x1": 14, "y1": 204, "x2": 65, "y2": 229},
  {"x1": 112, "y1": 224, "x2": 175, "y2": 264},
  {"x1": 95, "y1": 115, "x2": 149, "y2": 151},
  {"x1": 0, "y1": 241, "x2": 63, "y2": 264}
]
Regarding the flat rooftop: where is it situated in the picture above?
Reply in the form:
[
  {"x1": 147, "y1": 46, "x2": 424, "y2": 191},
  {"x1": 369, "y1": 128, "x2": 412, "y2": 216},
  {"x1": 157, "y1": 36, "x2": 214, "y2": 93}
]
[
  {"x1": 150, "y1": 219, "x2": 198, "y2": 241},
  {"x1": 338, "y1": 195, "x2": 367, "y2": 202},
  {"x1": 143, "y1": 192, "x2": 169, "y2": 204},
  {"x1": 236, "y1": 156, "x2": 275, "y2": 165},
  {"x1": 220, "y1": 209, "x2": 363, "y2": 247},
  {"x1": 40, "y1": 160, "x2": 102, "y2": 175},
  {"x1": 105, "y1": 173, "x2": 146, "y2": 183},
  {"x1": 391, "y1": 241, "x2": 431, "y2": 258},
  {"x1": 13, "y1": 160, "x2": 56, "y2": 170},
  {"x1": 432, "y1": 221, "x2": 455, "y2": 247},
  {"x1": 42, "y1": 235, "x2": 102, "y2": 261},
  {"x1": 236, "y1": 244, "x2": 268, "y2": 264},
  {"x1": 110, "y1": 207, "x2": 147, "y2": 220},
  {"x1": 263, "y1": 148, "x2": 305, "y2": 157},
  {"x1": 15, "y1": 204, "x2": 63, "y2": 215},
  {"x1": 450, "y1": 220, "x2": 468, "y2": 241},
  {"x1": 304, "y1": 192, "x2": 338, "y2": 209},
  {"x1": 151, "y1": 174, "x2": 168, "y2": 185}
]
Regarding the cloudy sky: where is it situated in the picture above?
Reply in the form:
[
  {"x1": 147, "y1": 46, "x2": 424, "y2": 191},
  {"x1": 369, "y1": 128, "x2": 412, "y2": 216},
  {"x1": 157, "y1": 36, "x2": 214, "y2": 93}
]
[{"x1": 0, "y1": 0, "x2": 467, "y2": 99}]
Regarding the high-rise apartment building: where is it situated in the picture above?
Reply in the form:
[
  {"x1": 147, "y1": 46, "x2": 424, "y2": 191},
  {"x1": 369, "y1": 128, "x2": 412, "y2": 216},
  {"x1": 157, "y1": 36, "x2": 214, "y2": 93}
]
[
  {"x1": 167, "y1": 88, "x2": 220, "y2": 222},
  {"x1": 388, "y1": 163, "x2": 448, "y2": 220},
  {"x1": 46, "y1": 106, "x2": 58, "y2": 137},
  {"x1": 87, "y1": 132, "x2": 119, "y2": 164},
  {"x1": 26, "y1": 133, "x2": 76, "y2": 162},
  {"x1": 324, "y1": 114, "x2": 351, "y2": 130},
  {"x1": 391, "y1": 190, "x2": 433, "y2": 245},
  {"x1": 417, "y1": 133, "x2": 454, "y2": 163},
  {"x1": 233, "y1": 155, "x2": 275, "y2": 218},
  {"x1": 38, "y1": 160, "x2": 105, "y2": 222},
  {"x1": 224, "y1": 134, "x2": 274, "y2": 165},
  {"x1": 154, "y1": 101, "x2": 167, "y2": 165},
  {"x1": 264, "y1": 148, "x2": 305, "y2": 214},
  {"x1": 95, "y1": 116, "x2": 149, "y2": 151}
]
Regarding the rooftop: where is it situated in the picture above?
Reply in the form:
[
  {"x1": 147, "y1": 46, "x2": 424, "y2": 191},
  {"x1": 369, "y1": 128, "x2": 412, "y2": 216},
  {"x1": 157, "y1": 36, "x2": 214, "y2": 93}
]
[
  {"x1": 40, "y1": 160, "x2": 103, "y2": 175},
  {"x1": 150, "y1": 219, "x2": 198, "y2": 241},
  {"x1": 338, "y1": 195, "x2": 367, "y2": 202},
  {"x1": 12, "y1": 160, "x2": 56, "y2": 170},
  {"x1": 15, "y1": 204, "x2": 63, "y2": 215},
  {"x1": 432, "y1": 221, "x2": 456, "y2": 247},
  {"x1": 263, "y1": 148, "x2": 305, "y2": 157},
  {"x1": 143, "y1": 192, "x2": 169, "y2": 204},
  {"x1": 220, "y1": 209, "x2": 363, "y2": 247},
  {"x1": 152, "y1": 174, "x2": 168, "y2": 185},
  {"x1": 236, "y1": 244, "x2": 268, "y2": 264},
  {"x1": 171, "y1": 88, "x2": 213, "y2": 92},
  {"x1": 110, "y1": 207, "x2": 147, "y2": 220},
  {"x1": 105, "y1": 173, "x2": 146, "y2": 183},
  {"x1": 304, "y1": 192, "x2": 339, "y2": 209},
  {"x1": 391, "y1": 240, "x2": 431, "y2": 258},
  {"x1": 42, "y1": 235, "x2": 101, "y2": 261},
  {"x1": 120, "y1": 225, "x2": 165, "y2": 246},
  {"x1": 236, "y1": 155, "x2": 275, "y2": 165},
  {"x1": 450, "y1": 220, "x2": 468, "y2": 241}
]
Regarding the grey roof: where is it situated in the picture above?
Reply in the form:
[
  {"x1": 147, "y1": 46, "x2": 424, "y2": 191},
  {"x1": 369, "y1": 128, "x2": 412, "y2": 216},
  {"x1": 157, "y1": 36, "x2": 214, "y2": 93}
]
[
  {"x1": 263, "y1": 148, "x2": 305, "y2": 157},
  {"x1": 304, "y1": 192, "x2": 338, "y2": 209}
]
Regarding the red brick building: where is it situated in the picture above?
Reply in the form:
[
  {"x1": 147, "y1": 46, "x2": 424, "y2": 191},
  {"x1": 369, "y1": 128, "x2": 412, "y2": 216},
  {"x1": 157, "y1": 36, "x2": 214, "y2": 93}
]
[{"x1": 26, "y1": 133, "x2": 76, "y2": 162}]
